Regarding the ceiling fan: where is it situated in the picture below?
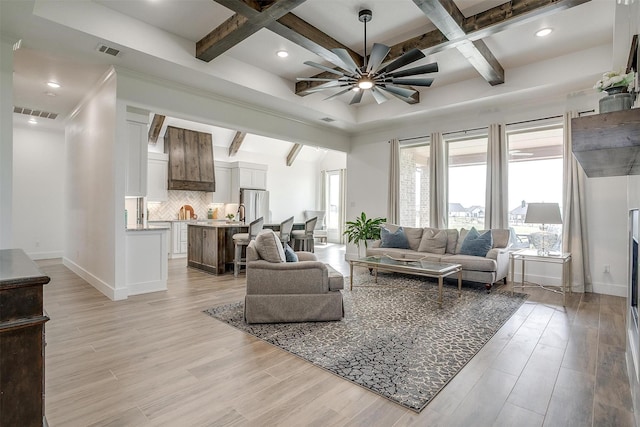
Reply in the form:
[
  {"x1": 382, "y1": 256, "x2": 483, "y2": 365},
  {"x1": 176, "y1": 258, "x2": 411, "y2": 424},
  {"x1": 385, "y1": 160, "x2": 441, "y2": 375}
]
[{"x1": 297, "y1": 9, "x2": 438, "y2": 105}]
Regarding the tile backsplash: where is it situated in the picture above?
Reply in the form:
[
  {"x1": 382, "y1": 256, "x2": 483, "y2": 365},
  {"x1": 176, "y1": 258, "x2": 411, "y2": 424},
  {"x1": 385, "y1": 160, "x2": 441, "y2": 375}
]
[{"x1": 148, "y1": 190, "x2": 231, "y2": 220}]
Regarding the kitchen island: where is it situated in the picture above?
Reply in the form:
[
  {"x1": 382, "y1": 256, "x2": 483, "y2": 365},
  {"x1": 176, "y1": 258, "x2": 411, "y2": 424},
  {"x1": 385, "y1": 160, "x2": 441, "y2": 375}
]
[{"x1": 187, "y1": 221, "x2": 303, "y2": 275}]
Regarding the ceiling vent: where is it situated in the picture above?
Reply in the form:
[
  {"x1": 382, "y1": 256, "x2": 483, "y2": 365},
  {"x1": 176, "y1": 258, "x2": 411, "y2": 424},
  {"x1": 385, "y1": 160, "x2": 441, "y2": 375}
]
[
  {"x1": 320, "y1": 117, "x2": 336, "y2": 122},
  {"x1": 96, "y1": 43, "x2": 120, "y2": 57},
  {"x1": 13, "y1": 106, "x2": 58, "y2": 120}
]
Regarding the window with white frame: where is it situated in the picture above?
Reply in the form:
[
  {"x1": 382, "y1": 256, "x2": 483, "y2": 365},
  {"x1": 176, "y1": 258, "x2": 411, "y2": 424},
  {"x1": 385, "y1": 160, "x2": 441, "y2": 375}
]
[
  {"x1": 447, "y1": 135, "x2": 488, "y2": 230},
  {"x1": 507, "y1": 125, "x2": 564, "y2": 250},
  {"x1": 399, "y1": 142, "x2": 430, "y2": 227}
]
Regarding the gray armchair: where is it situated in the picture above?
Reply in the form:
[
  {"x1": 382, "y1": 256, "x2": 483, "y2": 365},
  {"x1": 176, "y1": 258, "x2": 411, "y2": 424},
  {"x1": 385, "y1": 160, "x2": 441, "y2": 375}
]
[{"x1": 244, "y1": 230, "x2": 344, "y2": 324}]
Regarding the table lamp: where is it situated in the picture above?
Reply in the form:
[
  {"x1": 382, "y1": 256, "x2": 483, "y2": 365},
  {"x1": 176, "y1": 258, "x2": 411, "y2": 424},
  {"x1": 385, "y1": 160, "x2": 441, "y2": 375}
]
[{"x1": 524, "y1": 202, "x2": 562, "y2": 256}]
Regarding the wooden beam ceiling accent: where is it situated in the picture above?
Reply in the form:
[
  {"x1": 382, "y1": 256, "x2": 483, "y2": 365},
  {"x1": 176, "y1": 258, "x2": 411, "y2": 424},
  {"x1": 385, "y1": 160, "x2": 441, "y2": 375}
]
[
  {"x1": 228, "y1": 131, "x2": 246, "y2": 156},
  {"x1": 197, "y1": 0, "x2": 308, "y2": 62},
  {"x1": 147, "y1": 114, "x2": 165, "y2": 144},
  {"x1": 296, "y1": 0, "x2": 589, "y2": 94},
  {"x1": 412, "y1": 0, "x2": 504, "y2": 86},
  {"x1": 286, "y1": 143, "x2": 302, "y2": 166}
]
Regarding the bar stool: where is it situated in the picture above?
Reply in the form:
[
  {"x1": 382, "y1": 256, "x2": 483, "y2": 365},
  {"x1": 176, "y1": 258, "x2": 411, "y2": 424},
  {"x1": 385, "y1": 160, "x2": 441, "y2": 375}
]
[
  {"x1": 291, "y1": 216, "x2": 317, "y2": 252},
  {"x1": 232, "y1": 217, "x2": 264, "y2": 277},
  {"x1": 275, "y1": 216, "x2": 295, "y2": 247}
]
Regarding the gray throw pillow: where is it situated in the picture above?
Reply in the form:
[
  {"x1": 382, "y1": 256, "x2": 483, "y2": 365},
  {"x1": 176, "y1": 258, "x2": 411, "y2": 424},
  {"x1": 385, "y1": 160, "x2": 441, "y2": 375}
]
[
  {"x1": 283, "y1": 243, "x2": 298, "y2": 262},
  {"x1": 380, "y1": 226, "x2": 410, "y2": 249},
  {"x1": 418, "y1": 228, "x2": 448, "y2": 254},
  {"x1": 459, "y1": 227, "x2": 493, "y2": 257},
  {"x1": 255, "y1": 229, "x2": 286, "y2": 263}
]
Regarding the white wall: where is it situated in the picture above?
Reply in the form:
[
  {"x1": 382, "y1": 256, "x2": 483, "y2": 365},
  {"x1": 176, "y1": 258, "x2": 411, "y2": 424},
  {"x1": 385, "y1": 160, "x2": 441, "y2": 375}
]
[
  {"x1": 12, "y1": 125, "x2": 65, "y2": 259},
  {"x1": 64, "y1": 71, "x2": 121, "y2": 299},
  {"x1": 0, "y1": 37, "x2": 14, "y2": 248}
]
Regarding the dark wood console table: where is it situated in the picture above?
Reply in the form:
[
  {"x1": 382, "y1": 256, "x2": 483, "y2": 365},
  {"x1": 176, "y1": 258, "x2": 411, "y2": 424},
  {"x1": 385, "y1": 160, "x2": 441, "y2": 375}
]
[{"x1": 0, "y1": 249, "x2": 50, "y2": 426}]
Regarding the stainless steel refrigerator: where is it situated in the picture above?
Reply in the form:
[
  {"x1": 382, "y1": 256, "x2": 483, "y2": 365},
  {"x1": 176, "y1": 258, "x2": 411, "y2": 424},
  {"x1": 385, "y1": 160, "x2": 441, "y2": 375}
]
[{"x1": 240, "y1": 189, "x2": 269, "y2": 223}]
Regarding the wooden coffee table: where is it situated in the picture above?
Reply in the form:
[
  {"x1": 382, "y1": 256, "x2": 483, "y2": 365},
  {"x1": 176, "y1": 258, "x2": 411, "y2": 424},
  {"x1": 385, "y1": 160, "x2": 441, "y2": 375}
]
[{"x1": 349, "y1": 255, "x2": 463, "y2": 308}]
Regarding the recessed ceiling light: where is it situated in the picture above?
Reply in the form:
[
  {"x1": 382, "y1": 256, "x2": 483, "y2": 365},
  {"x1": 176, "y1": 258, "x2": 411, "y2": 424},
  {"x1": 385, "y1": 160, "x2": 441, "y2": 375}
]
[
  {"x1": 276, "y1": 50, "x2": 289, "y2": 58},
  {"x1": 535, "y1": 28, "x2": 553, "y2": 37},
  {"x1": 28, "y1": 118, "x2": 37, "y2": 124},
  {"x1": 47, "y1": 81, "x2": 61, "y2": 88}
]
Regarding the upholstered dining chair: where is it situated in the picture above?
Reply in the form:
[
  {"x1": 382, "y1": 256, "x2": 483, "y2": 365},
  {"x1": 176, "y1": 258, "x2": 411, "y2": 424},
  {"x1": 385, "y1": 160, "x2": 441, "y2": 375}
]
[
  {"x1": 232, "y1": 217, "x2": 264, "y2": 277},
  {"x1": 291, "y1": 216, "x2": 317, "y2": 252},
  {"x1": 275, "y1": 216, "x2": 295, "y2": 246}
]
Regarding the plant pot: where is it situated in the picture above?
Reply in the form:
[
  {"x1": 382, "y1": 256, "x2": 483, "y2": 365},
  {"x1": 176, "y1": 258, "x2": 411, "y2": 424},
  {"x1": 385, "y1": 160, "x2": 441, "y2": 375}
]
[{"x1": 599, "y1": 87, "x2": 634, "y2": 113}]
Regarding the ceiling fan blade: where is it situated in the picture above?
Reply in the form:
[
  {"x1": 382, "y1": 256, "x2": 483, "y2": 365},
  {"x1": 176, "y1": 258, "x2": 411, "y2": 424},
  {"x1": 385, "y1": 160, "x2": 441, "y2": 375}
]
[
  {"x1": 330, "y1": 48, "x2": 362, "y2": 76},
  {"x1": 296, "y1": 77, "x2": 346, "y2": 82},
  {"x1": 370, "y1": 87, "x2": 390, "y2": 104},
  {"x1": 349, "y1": 90, "x2": 364, "y2": 105},
  {"x1": 387, "y1": 62, "x2": 438, "y2": 78},
  {"x1": 378, "y1": 48, "x2": 425, "y2": 74},
  {"x1": 324, "y1": 87, "x2": 355, "y2": 101},
  {"x1": 380, "y1": 84, "x2": 417, "y2": 98},
  {"x1": 303, "y1": 80, "x2": 350, "y2": 93},
  {"x1": 390, "y1": 78, "x2": 434, "y2": 87},
  {"x1": 303, "y1": 61, "x2": 346, "y2": 77},
  {"x1": 377, "y1": 86, "x2": 416, "y2": 104},
  {"x1": 366, "y1": 43, "x2": 390, "y2": 74}
]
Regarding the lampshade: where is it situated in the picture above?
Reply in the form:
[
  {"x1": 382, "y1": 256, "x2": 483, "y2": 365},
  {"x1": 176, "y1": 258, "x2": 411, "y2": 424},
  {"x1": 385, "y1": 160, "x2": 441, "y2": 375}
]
[{"x1": 524, "y1": 203, "x2": 562, "y2": 224}]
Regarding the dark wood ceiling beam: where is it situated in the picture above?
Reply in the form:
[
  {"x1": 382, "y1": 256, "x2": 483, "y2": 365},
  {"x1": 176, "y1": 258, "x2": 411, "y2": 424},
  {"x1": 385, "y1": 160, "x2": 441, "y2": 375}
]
[
  {"x1": 228, "y1": 131, "x2": 246, "y2": 156},
  {"x1": 197, "y1": 0, "x2": 307, "y2": 62},
  {"x1": 147, "y1": 114, "x2": 165, "y2": 144},
  {"x1": 286, "y1": 143, "x2": 302, "y2": 166},
  {"x1": 296, "y1": 0, "x2": 588, "y2": 94},
  {"x1": 412, "y1": 0, "x2": 504, "y2": 86}
]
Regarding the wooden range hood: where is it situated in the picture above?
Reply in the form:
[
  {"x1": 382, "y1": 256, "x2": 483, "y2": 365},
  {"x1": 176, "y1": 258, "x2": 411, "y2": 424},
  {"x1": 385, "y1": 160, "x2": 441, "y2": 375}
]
[
  {"x1": 571, "y1": 108, "x2": 640, "y2": 177},
  {"x1": 164, "y1": 126, "x2": 215, "y2": 192}
]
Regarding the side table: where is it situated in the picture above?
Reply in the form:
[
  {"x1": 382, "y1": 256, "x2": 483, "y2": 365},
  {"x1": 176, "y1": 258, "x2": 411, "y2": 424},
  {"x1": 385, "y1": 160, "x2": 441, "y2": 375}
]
[{"x1": 510, "y1": 249, "x2": 572, "y2": 305}]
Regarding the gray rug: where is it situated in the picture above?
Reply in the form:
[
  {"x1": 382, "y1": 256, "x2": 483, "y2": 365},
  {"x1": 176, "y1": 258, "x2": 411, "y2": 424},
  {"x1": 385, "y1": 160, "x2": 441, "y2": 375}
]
[{"x1": 204, "y1": 273, "x2": 528, "y2": 412}]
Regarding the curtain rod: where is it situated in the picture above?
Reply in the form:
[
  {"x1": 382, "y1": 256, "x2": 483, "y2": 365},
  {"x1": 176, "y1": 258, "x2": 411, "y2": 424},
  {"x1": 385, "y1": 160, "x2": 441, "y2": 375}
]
[{"x1": 396, "y1": 109, "x2": 595, "y2": 142}]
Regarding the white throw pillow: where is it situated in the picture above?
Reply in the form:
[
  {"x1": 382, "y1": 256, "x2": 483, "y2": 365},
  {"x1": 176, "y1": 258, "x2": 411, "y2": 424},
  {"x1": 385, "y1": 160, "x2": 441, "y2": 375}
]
[{"x1": 418, "y1": 228, "x2": 448, "y2": 254}]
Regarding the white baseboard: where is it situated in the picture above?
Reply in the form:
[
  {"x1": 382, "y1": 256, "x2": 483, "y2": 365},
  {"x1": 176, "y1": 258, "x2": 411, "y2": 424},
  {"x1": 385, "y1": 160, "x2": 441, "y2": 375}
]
[
  {"x1": 62, "y1": 257, "x2": 128, "y2": 301},
  {"x1": 28, "y1": 250, "x2": 63, "y2": 260},
  {"x1": 128, "y1": 280, "x2": 167, "y2": 296},
  {"x1": 592, "y1": 281, "x2": 627, "y2": 297}
]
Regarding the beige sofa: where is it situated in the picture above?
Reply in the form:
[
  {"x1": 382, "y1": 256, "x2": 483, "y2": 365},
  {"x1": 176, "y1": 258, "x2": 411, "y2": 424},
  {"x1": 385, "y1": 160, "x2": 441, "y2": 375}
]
[
  {"x1": 244, "y1": 230, "x2": 344, "y2": 324},
  {"x1": 366, "y1": 224, "x2": 511, "y2": 291}
]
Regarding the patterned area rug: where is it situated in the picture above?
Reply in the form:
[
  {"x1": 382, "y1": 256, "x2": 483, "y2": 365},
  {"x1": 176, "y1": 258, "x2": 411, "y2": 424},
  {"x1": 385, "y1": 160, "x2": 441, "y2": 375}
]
[{"x1": 204, "y1": 273, "x2": 528, "y2": 412}]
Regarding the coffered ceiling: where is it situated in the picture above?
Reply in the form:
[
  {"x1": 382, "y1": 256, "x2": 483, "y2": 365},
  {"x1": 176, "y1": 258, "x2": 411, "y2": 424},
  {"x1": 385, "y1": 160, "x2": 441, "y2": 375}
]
[{"x1": 2, "y1": 0, "x2": 619, "y2": 137}]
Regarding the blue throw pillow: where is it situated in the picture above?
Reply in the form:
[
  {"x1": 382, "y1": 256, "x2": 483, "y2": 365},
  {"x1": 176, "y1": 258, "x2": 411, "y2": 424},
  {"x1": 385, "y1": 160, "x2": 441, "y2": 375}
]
[
  {"x1": 459, "y1": 227, "x2": 493, "y2": 257},
  {"x1": 283, "y1": 243, "x2": 298, "y2": 262},
  {"x1": 380, "y1": 226, "x2": 410, "y2": 249}
]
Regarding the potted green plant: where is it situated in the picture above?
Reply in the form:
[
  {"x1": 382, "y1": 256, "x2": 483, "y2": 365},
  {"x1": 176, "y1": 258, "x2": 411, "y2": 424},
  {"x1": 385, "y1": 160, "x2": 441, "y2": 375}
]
[{"x1": 344, "y1": 212, "x2": 386, "y2": 257}]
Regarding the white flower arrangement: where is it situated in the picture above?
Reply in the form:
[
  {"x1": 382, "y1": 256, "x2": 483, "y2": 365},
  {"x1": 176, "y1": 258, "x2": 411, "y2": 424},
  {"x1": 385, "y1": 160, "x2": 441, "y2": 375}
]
[{"x1": 593, "y1": 70, "x2": 636, "y2": 92}]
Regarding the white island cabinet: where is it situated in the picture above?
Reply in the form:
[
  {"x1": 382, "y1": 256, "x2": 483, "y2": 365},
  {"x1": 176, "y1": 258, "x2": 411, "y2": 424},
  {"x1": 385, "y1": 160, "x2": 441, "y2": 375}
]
[{"x1": 125, "y1": 227, "x2": 168, "y2": 296}]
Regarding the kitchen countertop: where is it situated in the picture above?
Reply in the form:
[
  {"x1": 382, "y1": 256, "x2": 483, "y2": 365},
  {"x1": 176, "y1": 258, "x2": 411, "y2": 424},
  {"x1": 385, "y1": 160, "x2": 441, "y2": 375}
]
[{"x1": 126, "y1": 225, "x2": 171, "y2": 231}]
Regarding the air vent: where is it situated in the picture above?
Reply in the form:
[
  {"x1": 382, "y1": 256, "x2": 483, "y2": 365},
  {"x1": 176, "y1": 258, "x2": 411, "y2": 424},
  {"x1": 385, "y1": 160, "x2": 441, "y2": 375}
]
[
  {"x1": 96, "y1": 44, "x2": 120, "y2": 57},
  {"x1": 320, "y1": 117, "x2": 336, "y2": 122},
  {"x1": 13, "y1": 106, "x2": 58, "y2": 120}
]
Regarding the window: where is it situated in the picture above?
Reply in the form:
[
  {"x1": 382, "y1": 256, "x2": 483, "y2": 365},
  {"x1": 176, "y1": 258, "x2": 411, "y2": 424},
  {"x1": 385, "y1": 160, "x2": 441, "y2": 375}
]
[
  {"x1": 447, "y1": 135, "x2": 488, "y2": 230},
  {"x1": 399, "y1": 142, "x2": 430, "y2": 227},
  {"x1": 507, "y1": 125, "x2": 563, "y2": 250}
]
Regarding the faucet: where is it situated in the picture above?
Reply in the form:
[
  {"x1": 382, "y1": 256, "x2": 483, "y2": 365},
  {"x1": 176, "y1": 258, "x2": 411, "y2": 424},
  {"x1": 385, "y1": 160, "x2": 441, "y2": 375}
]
[{"x1": 238, "y1": 204, "x2": 246, "y2": 223}]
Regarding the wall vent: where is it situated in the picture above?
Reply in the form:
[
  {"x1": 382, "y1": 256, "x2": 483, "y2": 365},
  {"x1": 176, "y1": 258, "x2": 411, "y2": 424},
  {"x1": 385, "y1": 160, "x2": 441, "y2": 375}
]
[
  {"x1": 13, "y1": 106, "x2": 58, "y2": 120},
  {"x1": 96, "y1": 44, "x2": 120, "y2": 57},
  {"x1": 320, "y1": 117, "x2": 336, "y2": 122}
]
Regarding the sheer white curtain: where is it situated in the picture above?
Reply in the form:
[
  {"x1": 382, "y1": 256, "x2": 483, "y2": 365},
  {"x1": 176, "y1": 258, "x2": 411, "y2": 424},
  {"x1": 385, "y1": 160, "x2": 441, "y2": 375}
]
[
  {"x1": 485, "y1": 123, "x2": 508, "y2": 229},
  {"x1": 388, "y1": 138, "x2": 400, "y2": 224},
  {"x1": 429, "y1": 132, "x2": 447, "y2": 228},
  {"x1": 563, "y1": 111, "x2": 591, "y2": 293},
  {"x1": 339, "y1": 168, "x2": 347, "y2": 244}
]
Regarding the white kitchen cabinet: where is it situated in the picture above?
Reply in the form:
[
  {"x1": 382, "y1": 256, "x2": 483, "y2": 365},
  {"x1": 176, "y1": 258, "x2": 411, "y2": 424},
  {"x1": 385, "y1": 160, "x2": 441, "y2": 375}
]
[
  {"x1": 171, "y1": 222, "x2": 188, "y2": 258},
  {"x1": 212, "y1": 161, "x2": 231, "y2": 203},
  {"x1": 230, "y1": 161, "x2": 268, "y2": 203},
  {"x1": 125, "y1": 112, "x2": 149, "y2": 197},
  {"x1": 147, "y1": 152, "x2": 168, "y2": 202}
]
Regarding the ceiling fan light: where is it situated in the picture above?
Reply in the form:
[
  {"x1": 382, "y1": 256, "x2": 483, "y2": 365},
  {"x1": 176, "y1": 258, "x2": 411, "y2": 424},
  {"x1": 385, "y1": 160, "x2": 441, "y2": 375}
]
[
  {"x1": 351, "y1": 86, "x2": 361, "y2": 92},
  {"x1": 358, "y1": 78, "x2": 374, "y2": 90}
]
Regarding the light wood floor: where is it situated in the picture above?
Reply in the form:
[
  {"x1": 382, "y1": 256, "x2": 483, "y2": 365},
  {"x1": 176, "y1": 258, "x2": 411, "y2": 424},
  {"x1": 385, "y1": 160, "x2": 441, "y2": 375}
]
[{"x1": 39, "y1": 244, "x2": 634, "y2": 426}]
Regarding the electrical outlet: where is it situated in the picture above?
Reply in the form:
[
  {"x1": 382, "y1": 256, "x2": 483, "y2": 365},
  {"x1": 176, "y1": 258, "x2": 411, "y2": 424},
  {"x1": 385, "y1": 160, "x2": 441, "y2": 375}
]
[{"x1": 604, "y1": 264, "x2": 610, "y2": 273}]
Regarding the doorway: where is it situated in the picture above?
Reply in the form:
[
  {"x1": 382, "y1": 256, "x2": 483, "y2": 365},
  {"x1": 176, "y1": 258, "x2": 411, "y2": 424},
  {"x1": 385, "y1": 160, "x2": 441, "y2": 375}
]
[{"x1": 325, "y1": 170, "x2": 345, "y2": 243}]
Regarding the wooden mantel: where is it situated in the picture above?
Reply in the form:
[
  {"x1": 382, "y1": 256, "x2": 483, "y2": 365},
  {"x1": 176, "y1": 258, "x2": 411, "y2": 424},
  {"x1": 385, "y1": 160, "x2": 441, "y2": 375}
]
[{"x1": 571, "y1": 108, "x2": 640, "y2": 177}]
